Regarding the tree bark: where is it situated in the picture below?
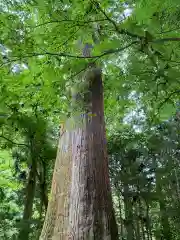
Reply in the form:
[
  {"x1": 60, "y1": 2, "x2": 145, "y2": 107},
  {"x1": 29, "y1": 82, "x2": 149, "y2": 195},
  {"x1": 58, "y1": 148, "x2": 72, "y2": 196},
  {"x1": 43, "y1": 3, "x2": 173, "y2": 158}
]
[
  {"x1": 18, "y1": 158, "x2": 36, "y2": 240},
  {"x1": 155, "y1": 159, "x2": 172, "y2": 240},
  {"x1": 39, "y1": 128, "x2": 72, "y2": 239},
  {"x1": 39, "y1": 64, "x2": 118, "y2": 239},
  {"x1": 123, "y1": 185, "x2": 134, "y2": 240},
  {"x1": 68, "y1": 65, "x2": 118, "y2": 239},
  {"x1": 159, "y1": 198, "x2": 172, "y2": 240}
]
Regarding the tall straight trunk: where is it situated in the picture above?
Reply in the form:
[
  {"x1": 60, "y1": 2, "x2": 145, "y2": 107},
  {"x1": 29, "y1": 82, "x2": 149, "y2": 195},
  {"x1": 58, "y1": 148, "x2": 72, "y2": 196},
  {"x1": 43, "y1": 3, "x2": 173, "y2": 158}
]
[
  {"x1": 139, "y1": 200, "x2": 146, "y2": 240},
  {"x1": 118, "y1": 194, "x2": 124, "y2": 237},
  {"x1": 145, "y1": 203, "x2": 152, "y2": 240},
  {"x1": 156, "y1": 173, "x2": 172, "y2": 239},
  {"x1": 40, "y1": 64, "x2": 118, "y2": 239},
  {"x1": 39, "y1": 127, "x2": 72, "y2": 239},
  {"x1": 152, "y1": 156, "x2": 172, "y2": 240},
  {"x1": 68, "y1": 65, "x2": 118, "y2": 239},
  {"x1": 134, "y1": 204, "x2": 140, "y2": 240},
  {"x1": 159, "y1": 199, "x2": 172, "y2": 240},
  {"x1": 123, "y1": 185, "x2": 134, "y2": 240},
  {"x1": 141, "y1": 222, "x2": 146, "y2": 240},
  {"x1": 18, "y1": 159, "x2": 36, "y2": 240},
  {"x1": 40, "y1": 161, "x2": 48, "y2": 211}
]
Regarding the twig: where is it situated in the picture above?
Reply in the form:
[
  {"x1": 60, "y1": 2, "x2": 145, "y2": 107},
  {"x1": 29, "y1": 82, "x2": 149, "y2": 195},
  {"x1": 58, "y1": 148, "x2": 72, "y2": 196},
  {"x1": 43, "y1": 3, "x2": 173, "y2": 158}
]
[
  {"x1": 152, "y1": 37, "x2": 180, "y2": 43},
  {"x1": 157, "y1": 27, "x2": 180, "y2": 34},
  {"x1": 34, "y1": 18, "x2": 107, "y2": 28},
  {"x1": 60, "y1": 28, "x2": 81, "y2": 47},
  {"x1": 100, "y1": 41, "x2": 138, "y2": 57},
  {"x1": 91, "y1": 1, "x2": 180, "y2": 45},
  {"x1": 91, "y1": 0, "x2": 142, "y2": 39},
  {"x1": 38, "y1": 27, "x2": 81, "y2": 54},
  {"x1": 0, "y1": 135, "x2": 28, "y2": 147},
  {"x1": 158, "y1": 90, "x2": 180, "y2": 112}
]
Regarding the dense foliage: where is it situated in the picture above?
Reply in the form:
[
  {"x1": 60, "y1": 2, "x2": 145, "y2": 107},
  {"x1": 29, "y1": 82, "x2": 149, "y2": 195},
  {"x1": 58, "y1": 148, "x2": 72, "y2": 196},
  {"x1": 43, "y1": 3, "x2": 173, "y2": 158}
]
[{"x1": 0, "y1": 0, "x2": 180, "y2": 239}]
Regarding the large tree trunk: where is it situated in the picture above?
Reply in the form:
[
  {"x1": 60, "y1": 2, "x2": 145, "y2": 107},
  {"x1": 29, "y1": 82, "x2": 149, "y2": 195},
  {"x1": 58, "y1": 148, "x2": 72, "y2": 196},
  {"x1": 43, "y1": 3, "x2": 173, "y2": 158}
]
[
  {"x1": 40, "y1": 64, "x2": 118, "y2": 239},
  {"x1": 39, "y1": 127, "x2": 72, "y2": 239},
  {"x1": 68, "y1": 65, "x2": 118, "y2": 239}
]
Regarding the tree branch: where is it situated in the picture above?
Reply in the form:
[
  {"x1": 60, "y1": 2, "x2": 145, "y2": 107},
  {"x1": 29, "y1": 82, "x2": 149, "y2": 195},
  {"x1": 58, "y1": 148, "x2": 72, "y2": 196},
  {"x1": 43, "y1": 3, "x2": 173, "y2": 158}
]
[
  {"x1": 158, "y1": 90, "x2": 180, "y2": 112},
  {"x1": 152, "y1": 37, "x2": 180, "y2": 43},
  {"x1": 34, "y1": 18, "x2": 107, "y2": 28},
  {"x1": 157, "y1": 27, "x2": 180, "y2": 34},
  {"x1": 91, "y1": 0, "x2": 142, "y2": 39},
  {"x1": 1, "y1": 37, "x2": 179, "y2": 68},
  {"x1": 0, "y1": 41, "x2": 137, "y2": 68},
  {"x1": 0, "y1": 135, "x2": 28, "y2": 147},
  {"x1": 91, "y1": 1, "x2": 180, "y2": 45},
  {"x1": 98, "y1": 41, "x2": 138, "y2": 57},
  {"x1": 39, "y1": 42, "x2": 137, "y2": 59},
  {"x1": 37, "y1": 27, "x2": 81, "y2": 55}
]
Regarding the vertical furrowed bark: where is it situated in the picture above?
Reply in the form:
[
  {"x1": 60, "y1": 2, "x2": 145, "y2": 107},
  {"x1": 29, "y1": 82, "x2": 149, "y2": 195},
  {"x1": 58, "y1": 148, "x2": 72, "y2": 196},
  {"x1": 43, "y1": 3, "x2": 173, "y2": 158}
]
[
  {"x1": 39, "y1": 128, "x2": 72, "y2": 239},
  {"x1": 68, "y1": 66, "x2": 118, "y2": 239},
  {"x1": 40, "y1": 64, "x2": 118, "y2": 239}
]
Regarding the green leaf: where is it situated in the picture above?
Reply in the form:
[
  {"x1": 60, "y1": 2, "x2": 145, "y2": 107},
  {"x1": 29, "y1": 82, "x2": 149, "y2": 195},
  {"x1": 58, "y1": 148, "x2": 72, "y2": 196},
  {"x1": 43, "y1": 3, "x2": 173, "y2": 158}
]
[{"x1": 159, "y1": 102, "x2": 176, "y2": 121}]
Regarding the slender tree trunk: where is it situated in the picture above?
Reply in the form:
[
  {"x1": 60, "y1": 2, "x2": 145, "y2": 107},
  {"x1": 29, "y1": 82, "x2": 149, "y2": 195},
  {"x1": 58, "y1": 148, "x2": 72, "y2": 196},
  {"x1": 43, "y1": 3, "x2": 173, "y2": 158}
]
[
  {"x1": 118, "y1": 194, "x2": 124, "y2": 237},
  {"x1": 145, "y1": 203, "x2": 152, "y2": 240},
  {"x1": 39, "y1": 161, "x2": 48, "y2": 211},
  {"x1": 141, "y1": 223, "x2": 146, "y2": 240},
  {"x1": 173, "y1": 167, "x2": 180, "y2": 200},
  {"x1": 156, "y1": 174, "x2": 172, "y2": 240},
  {"x1": 18, "y1": 159, "x2": 36, "y2": 240},
  {"x1": 139, "y1": 201, "x2": 146, "y2": 240},
  {"x1": 123, "y1": 185, "x2": 134, "y2": 240},
  {"x1": 135, "y1": 204, "x2": 140, "y2": 240},
  {"x1": 40, "y1": 182, "x2": 48, "y2": 212},
  {"x1": 159, "y1": 199, "x2": 172, "y2": 240}
]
